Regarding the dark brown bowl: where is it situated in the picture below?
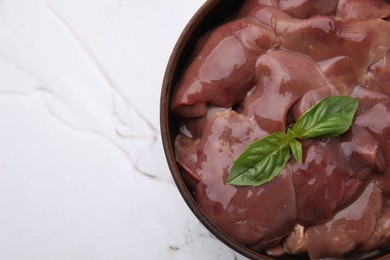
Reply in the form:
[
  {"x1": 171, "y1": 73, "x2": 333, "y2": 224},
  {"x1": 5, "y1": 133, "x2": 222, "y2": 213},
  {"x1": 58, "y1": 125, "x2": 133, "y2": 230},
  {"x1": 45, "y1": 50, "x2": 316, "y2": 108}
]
[{"x1": 160, "y1": 1, "x2": 390, "y2": 259}]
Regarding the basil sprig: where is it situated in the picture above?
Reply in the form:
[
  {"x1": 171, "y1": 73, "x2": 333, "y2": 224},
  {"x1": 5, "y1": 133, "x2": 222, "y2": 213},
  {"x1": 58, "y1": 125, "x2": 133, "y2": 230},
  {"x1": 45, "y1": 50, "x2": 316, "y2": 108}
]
[{"x1": 227, "y1": 96, "x2": 359, "y2": 186}]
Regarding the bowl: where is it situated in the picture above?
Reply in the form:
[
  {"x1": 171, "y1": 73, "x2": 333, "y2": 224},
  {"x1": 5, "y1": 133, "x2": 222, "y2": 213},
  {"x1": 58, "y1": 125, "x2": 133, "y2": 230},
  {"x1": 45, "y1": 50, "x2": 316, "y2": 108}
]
[{"x1": 160, "y1": 1, "x2": 390, "y2": 259}]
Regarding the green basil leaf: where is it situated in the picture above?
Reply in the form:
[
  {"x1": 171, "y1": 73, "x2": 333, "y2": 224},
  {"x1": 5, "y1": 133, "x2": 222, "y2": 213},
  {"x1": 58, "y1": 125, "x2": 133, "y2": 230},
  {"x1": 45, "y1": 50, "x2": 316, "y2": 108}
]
[
  {"x1": 287, "y1": 129, "x2": 302, "y2": 163},
  {"x1": 228, "y1": 95, "x2": 359, "y2": 187},
  {"x1": 227, "y1": 132, "x2": 291, "y2": 186},
  {"x1": 289, "y1": 138, "x2": 302, "y2": 164},
  {"x1": 293, "y1": 96, "x2": 359, "y2": 139}
]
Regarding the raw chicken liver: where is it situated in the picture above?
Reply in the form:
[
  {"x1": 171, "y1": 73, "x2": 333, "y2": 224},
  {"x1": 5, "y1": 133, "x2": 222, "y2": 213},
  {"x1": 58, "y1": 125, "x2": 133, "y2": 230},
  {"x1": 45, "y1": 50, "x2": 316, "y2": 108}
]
[{"x1": 172, "y1": 0, "x2": 390, "y2": 258}]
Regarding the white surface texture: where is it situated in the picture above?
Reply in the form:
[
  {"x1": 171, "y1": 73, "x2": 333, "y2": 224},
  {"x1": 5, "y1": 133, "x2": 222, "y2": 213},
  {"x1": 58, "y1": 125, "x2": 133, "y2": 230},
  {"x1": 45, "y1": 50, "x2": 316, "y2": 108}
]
[{"x1": 0, "y1": 0, "x2": 248, "y2": 259}]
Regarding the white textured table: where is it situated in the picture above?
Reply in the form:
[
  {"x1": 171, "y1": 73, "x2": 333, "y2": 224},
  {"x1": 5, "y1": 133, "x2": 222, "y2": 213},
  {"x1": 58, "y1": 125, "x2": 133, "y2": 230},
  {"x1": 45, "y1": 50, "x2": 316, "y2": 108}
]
[{"x1": 0, "y1": 0, "x2": 249, "y2": 259}]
